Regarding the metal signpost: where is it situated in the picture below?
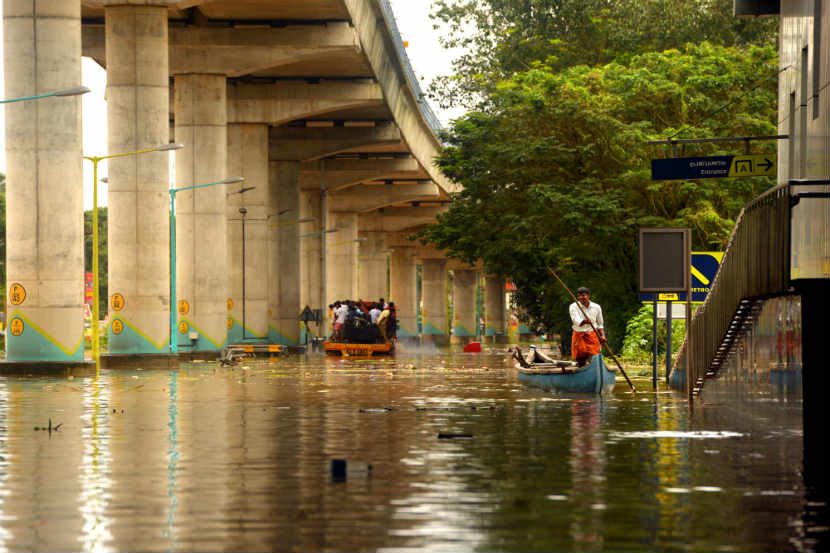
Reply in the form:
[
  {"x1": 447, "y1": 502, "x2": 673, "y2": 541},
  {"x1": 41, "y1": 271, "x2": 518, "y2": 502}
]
[{"x1": 639, "y1": 228, "x2": 691, "y2": 392}]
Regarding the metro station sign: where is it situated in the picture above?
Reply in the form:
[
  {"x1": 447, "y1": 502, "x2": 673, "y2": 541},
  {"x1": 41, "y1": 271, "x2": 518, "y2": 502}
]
[
  {"x1": 651, "y1": 154, "x2": 775, "y2": 180},
  {"x1": 639, "y1": 252, "x2": 724, "y2": 304}
]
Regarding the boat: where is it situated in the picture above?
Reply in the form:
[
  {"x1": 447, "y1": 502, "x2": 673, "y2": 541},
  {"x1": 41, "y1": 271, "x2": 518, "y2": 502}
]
[
  {"x1": 513, "y1": 346, "x2": 616, "y2": 395},
  {"x1": 324, "y1": 340, "x2": 395, "y2": 356},
  {"x1": 324, "y1": 314, "x2": 396, "y2": 356}
]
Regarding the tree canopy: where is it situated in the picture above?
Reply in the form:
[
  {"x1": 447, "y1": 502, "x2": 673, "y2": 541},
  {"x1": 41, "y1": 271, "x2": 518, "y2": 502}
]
[
  {"x1": 419, "y1": 42, "x2": 778, "y2": 350},
  {"x1": 429, "y1": 0, "x2": 777, "y2": 110}
]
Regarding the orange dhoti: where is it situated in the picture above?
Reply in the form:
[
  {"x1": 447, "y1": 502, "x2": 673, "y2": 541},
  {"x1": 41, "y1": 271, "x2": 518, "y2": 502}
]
[{"x1": 571, "y1": 331, "x2": 601, "y2": 360}]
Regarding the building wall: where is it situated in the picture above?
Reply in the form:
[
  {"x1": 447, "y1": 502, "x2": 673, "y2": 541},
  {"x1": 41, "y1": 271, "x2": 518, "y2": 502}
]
[{"x1": 780, "y1": 1, "x2": 830, "y2": 278}]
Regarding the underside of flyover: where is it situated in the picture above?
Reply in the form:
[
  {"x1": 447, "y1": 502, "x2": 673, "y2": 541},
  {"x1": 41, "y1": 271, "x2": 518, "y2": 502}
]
[{"x1": 2, "y1": 0, "x2": 501, "y2": 365}]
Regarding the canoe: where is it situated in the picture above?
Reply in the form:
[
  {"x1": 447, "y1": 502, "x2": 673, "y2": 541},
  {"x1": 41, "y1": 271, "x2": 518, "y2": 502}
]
[{"x1": 514, "y1": 347, "x2": 616, "y2": 395}]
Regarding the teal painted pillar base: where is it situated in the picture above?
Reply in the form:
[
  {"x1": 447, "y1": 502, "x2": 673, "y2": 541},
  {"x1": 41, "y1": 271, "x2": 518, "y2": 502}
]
[
  {"x1": 227, "y1": 319, "x2": 267, "y2": 344},
  {"x1": 5, "y1": 318, "x2": 84, "y2": 361},
  {"x1": 452, "y1": 324, "x2": 475, "y2": 337},
  {"x1": 108, "y1": 317, "x2": 169, "y2": 354},
  {"x1": 268, "y1": 326, "x2": 298, "y2": 346},
  {"x1": 397, "y1": 325, "x2": 417, "y2": 338},
  {"x1": 174, "y1": 321, "x2": 226, "y2": 352},
  {"x1": 421, "y1": 321, "x2": 450, "y2": 346}
]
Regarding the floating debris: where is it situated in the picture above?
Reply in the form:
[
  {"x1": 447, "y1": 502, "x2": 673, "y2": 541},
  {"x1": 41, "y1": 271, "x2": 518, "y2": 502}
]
[{"x1": 438, "y1": 433, "x2": 473, "y2": 439}]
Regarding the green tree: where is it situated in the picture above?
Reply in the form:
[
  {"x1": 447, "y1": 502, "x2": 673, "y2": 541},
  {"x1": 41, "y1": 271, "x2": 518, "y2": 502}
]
[
  {"x1": 419, "y1": 43, "x2": 778, "y2": 352},
  {"x1": 84, "y1": 207, "x2": 108, "y2": 317},
  {"x1": 429, "y1": 0, "x2": 777, "y2": 109}
]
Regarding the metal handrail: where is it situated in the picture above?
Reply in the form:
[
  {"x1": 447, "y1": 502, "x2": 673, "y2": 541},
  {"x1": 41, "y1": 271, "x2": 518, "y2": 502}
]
[
  {"x1": 375, "y1": 0, "x2": 444, "y2": 134},
  {"x1": 673, "y1": 183, "x2": 792, "y2": 397}
]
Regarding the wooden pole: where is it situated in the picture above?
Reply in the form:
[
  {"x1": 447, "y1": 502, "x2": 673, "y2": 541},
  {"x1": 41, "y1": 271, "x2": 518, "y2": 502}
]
[{"x1": 546, "y1": 267, "x2": 637, "y2": 393}]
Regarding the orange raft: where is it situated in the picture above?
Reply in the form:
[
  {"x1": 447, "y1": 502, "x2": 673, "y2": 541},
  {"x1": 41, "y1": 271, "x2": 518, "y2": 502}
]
[{"x1": 323, "y1": 341, "x2": 395, "y2": 356}]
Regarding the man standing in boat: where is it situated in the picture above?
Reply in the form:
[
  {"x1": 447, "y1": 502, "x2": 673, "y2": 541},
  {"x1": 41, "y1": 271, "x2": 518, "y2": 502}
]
[{"x1": 569, "y1": 287, "x2": 606, "y2": 366}]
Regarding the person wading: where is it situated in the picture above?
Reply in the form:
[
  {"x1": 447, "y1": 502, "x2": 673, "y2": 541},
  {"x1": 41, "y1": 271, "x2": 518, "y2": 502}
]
[{"x1": 569, "y1": 287, "x2": 606, "y2": 366}]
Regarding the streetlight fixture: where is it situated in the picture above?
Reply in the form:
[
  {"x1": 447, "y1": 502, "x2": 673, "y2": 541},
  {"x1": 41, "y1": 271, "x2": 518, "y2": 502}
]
[
  {"x1": 1, "y1": 86, "x2": 90, "y2": 104},
  {"x1": 83, "y1": 142, "x2": 184, "y2": 362},
  {"x1": 169, "y1": 176, "x2": 245, "y2": 354}
]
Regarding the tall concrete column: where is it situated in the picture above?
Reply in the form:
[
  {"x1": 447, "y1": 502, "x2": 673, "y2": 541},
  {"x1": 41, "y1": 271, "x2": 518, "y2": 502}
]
[
  {"x1": 421, "y1": 259, "x2": 449, "y2": 344},
  {"x1": 3, "y1": 1, "x2": 84, "y2": 361},
  {"x1": 300, "y1": 189, "x2": 323, "y2": 339},
  {"x1": 485, "y1": 275, "x2": 507, "y2": 343},
  {"x1": 269, "y1": 161, "x2": 301, "y2": 345},
  {"x1": 357, "y1": 214, "x2": 387, "y2": 302},
  {"x1": 389, "y1": 247, "x2": 417, "y2": 339},
  {"x1": 105, "y1": 5, "x2": 170, "y2": 355},
  {"x1": 227, "y1": 124, "x2": 269, "y2": 343},
  {"x1": 174, "y1": 74, "x2": 228, "y2": 353},
  {"x1": 326, "y1": 212, "x2": 359, "y2": 307},
  {"x1": 452, "y1": 269, "x2": 478, "y2": 343}
]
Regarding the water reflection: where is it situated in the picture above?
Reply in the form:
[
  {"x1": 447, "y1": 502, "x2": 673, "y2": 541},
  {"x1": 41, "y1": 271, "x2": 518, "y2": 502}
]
[
  {"x1": 0, "y1": 350, "x2": 816, "y2": 551},
  {"x1": 0, "y1": 381, "x2": 9, "y2": 553},
  {"x1": 79, "y1": 375, "x2": 113, "y2": 552}
]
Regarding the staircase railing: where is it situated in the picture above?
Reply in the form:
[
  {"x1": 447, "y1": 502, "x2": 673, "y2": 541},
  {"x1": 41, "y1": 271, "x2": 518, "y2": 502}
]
[{"x1": 674, "y1": 183, "x2": 791, "y2": 396}]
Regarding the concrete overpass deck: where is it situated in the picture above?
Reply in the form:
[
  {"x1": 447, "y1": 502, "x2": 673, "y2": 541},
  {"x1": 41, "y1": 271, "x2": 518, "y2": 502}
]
[{"x1": 3, "y1": 0, "x2": 483, "y2": 363}]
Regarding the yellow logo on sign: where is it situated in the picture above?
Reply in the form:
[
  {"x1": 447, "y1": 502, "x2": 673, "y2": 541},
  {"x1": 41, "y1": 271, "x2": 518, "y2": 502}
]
[
  {"x1": 111, "y1": 293, "x2": 125, "y2": 311},
  {"x1": 178, "y1": 300, "x2": 190, "y2": 315},
  {"x1": 8, "y1": 283, "x2": 26, "y2": 306},
  {"x1": 9, "y1": 317, "x2": 24, "y2": 336},
  {"x1": 728, "y1": 155, "x2": 776, "y2": 177},
  {"x1": 658, "y1": 293, "x2": 679, "y2": 301},
  {"x1": 112, "y1": 319, "x2": 124, "y2": 335}
]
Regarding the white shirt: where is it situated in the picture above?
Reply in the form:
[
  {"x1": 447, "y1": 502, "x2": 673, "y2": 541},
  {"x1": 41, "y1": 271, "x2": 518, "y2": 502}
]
[
  {"x1": 569, "y1": 301, "x2": 604, "y2": 333},
  {"x1": 335, "y1": 305, "x2": 349, "y2": 324},
  {"x1": 369, "y1": 308, "x2": 382, "y2": 323}
]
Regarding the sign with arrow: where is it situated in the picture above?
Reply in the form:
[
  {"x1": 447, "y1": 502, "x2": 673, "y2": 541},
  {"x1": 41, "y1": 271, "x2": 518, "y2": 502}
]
[{"x1": 652, "y1": 154, "x2": 775, "y2": 180}]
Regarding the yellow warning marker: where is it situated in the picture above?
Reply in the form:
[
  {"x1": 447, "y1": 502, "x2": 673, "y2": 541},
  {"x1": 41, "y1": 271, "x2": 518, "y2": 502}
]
[
  {"x1": 9, "y1": 283, "x2": 26, "y2": 305},
  {"x1": 111, "y1": 293, "x2": 125, "y2": 311}
]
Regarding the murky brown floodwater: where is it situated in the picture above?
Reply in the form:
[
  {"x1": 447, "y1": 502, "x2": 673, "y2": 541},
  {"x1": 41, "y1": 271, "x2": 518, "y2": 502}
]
[{"x1": 0, "y1": 345, "x2": 820, "y2": 552}]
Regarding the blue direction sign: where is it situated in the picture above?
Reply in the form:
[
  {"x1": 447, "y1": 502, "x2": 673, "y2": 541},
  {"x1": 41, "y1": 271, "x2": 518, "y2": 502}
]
[
  {"x1": 639, "y1": 252, "x2": 724, "y2": 304},
  {"x1": 652, "y1": 155, "x2": 775, "y2": 180}
]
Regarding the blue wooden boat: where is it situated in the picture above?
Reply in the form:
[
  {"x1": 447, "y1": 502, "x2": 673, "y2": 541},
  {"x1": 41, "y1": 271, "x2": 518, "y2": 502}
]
[{"x1": 514, "y1": 347, "x2": 616, "y2": 395}]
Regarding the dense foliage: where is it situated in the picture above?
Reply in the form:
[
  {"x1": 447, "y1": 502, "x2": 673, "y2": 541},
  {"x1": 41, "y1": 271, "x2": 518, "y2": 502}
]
[
  {"x1": 419, "y1": 42, "x2": 778, "y2": 351},
  {"x1": 429, "y1": 0, "x2": 777, "y2": 109}
]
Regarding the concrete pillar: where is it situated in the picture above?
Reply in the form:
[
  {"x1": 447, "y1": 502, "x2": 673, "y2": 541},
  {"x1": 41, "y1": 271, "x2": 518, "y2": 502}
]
[
  {"x1": 452, "y1": 269, "x2": 478, "y2": 343},
  {"x1": 269, "y1": 161, "x2": 301, "y2": 345},
  {"x1": 485, "y1": 276, "x2": 508, "y2": 343},
  {"x1": 105, "y1": 5, "x2": 170, "y2": 355},
  {"x1": 300, "y1": 189, "x2": 323, "y2": 339},
  {"x1": 389, "y1": 247, "x2": 417, "y2": 339},
  {"x1": 174, "y1": 74, "x2": 228, "y2": 353},
  {"x1": 3, "y1": 1, "x2": 84, "y2": 361},
  {"x1": 326, "y1": 212, "x2": 359, "y2": 307},
  {"x1": 357, "y1": 214, "x2": 387, "y2": 302},
  {"x1": 227, "y1": 124, "x2": 269, "y2": 343},
  {"x1": 421, "y1": 259, "x2": 449, "y2": 344}
]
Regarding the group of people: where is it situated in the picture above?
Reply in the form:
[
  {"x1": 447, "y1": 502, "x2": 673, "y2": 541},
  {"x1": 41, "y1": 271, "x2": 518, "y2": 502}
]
[{"x1": 329, "y1": 298, "x2": 397, "y2": 343}]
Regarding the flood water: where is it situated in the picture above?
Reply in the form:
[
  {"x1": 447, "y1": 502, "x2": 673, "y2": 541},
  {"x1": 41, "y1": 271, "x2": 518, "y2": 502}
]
[{"x1": 0, "y1": 346, "x2": 819, "y2": 552}]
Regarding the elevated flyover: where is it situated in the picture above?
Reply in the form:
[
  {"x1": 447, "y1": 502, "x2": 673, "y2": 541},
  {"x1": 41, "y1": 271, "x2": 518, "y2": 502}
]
[{"x1": 3, "y1": 0, "x2": 471, "y2": 364}]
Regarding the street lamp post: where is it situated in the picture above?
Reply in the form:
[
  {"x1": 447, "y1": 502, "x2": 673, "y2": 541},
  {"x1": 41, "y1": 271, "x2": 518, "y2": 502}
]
[
  {"x1": 226, "y1": 185, "x2": 256, "y2": 341},
  {"x1": 83, "y1": 142, "x2": 184, "y2": 362},
  {"x1": 169, "y1": 176, "x2": 245, "y2": 354}
]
